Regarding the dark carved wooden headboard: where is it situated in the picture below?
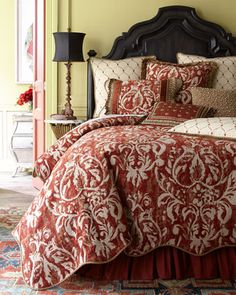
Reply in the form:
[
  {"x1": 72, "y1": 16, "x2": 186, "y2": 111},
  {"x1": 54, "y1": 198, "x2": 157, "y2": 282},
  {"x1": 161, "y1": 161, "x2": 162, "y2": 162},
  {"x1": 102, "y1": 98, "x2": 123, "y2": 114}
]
[{"x1": 87, "y1": 5, "x2": 236, "y2": 120}]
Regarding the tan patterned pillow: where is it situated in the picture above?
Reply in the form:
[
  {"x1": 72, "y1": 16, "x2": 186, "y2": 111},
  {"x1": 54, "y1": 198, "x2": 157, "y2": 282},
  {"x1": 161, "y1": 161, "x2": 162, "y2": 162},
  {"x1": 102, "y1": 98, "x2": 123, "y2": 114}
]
[
  {"x1": 177, "y1": 53, "x2": 236, "y2": 90},
  {"x1": 191, "y1": 87, "x2": 236, "y2": 117},
  {"x1": 168, "y1": 117, "x2": 236, "y2": 140},
  {"x1": 90, "y1": 56, "x2": 155, "y2": 117}
]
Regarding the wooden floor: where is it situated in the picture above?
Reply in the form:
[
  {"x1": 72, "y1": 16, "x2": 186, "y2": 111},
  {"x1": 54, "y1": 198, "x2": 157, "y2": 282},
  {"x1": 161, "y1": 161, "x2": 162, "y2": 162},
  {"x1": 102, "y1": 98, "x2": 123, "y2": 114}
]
[{"x1": 0, "y1": 172, "x2": 38, "y2": 209}]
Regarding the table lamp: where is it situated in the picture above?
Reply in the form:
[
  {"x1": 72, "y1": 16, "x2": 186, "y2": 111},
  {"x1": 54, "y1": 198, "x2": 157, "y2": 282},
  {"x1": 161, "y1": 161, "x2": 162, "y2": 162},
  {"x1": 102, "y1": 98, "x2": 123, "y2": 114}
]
[{"x1": 52, "y1": 30, "x2": 85, "y2": 120}]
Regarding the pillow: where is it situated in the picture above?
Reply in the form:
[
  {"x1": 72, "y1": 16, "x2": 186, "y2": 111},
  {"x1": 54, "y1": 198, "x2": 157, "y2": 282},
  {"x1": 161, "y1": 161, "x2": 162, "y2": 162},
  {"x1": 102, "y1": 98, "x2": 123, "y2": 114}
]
[
  {"x1": 141, "y1": 59, "x2": 217, "y2": 104},
  {"x1": 142, "y1": 101, "x2": 213, "y2": 127},
  {"x1": 90, "y1": 56, "x2": 155, "y2": 117},
  {"x1": 191, "y1": 87, "x2": 236, "y2": 117},
  {"x1": 168, "y1": 117, "x2": 236, "y2": 140},
  {"x1": 106, "y1": 78, "x2": 182, "y2": 115},
  {"x1": 177, "y1": 53, "x2": 236, "y2": 90}
]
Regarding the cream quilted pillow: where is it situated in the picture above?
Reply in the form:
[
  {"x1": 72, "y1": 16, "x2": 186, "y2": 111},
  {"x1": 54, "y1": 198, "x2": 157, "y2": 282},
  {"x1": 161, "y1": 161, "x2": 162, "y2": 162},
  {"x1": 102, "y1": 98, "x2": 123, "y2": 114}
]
[
  {"x1": 169, "y1": 117, "x2": 236, "y2": 140},
  {"x1": 90, "y1": 56, "x2": 155, "y2": 117},
  {"x1": 177, "y1": 53, "x2": 236, "y2": 90}
]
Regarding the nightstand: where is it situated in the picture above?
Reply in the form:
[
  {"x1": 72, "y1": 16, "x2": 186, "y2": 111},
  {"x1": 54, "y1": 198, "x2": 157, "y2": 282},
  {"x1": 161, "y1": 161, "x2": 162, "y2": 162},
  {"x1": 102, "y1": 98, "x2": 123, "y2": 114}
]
[
  {"x1": 45, "y1": 119, "x2": 84, "y2": 139},
  {"x1": 10, "y1": 113, "x2": 33, "y2": 176}
]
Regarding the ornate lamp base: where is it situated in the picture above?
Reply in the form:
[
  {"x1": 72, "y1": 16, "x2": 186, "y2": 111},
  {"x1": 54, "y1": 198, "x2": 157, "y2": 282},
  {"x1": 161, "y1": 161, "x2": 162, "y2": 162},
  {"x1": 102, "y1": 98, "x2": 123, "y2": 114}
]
[{"x1": 50, "y1": 61, "x2": 77, "y2": 121}]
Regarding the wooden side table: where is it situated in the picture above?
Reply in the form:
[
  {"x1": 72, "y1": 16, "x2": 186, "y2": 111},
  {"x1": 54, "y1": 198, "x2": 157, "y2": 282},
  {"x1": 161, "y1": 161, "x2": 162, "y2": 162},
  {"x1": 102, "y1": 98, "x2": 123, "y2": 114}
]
[{"x1": 45, "y1": 119, "x2": 84, "y2": 139}]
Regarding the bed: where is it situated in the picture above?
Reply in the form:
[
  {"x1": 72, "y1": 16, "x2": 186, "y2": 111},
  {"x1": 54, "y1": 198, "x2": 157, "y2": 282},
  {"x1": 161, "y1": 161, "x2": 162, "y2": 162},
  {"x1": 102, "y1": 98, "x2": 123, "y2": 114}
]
[{"x1": 13, "y1": 6, "x2": 236, "y2": 290}]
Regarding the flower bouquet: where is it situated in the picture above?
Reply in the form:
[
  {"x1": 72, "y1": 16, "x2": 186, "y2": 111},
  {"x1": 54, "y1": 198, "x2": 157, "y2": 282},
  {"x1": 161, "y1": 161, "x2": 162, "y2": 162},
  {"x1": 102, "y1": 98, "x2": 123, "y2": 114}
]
[{"x1": 16, "y1": 87, "x2": 33, "y2": 111}]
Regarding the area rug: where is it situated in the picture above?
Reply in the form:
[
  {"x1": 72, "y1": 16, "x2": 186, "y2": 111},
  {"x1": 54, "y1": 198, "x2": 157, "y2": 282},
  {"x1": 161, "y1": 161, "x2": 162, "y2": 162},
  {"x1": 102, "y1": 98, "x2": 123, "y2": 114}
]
[
  {"x1": 0, "y1": 207, "x2": 236, "y2": 295},
  {"x1": 0, "y1": 207, "x2": 26, "y2": 241}
]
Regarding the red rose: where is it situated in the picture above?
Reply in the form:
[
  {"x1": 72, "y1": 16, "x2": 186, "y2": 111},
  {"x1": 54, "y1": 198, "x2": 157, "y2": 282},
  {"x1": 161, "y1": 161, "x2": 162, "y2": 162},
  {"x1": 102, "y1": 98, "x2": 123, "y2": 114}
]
[{"x1": 16, "y1": 88, "x2": 33, "y2": 106}]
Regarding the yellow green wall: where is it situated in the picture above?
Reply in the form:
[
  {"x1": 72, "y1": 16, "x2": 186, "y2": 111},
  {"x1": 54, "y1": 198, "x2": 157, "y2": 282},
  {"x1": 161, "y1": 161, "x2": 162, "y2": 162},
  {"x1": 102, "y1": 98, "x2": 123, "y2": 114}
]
[{"x1": 0, "y1": 0, "x2": 31, "y2": 112}]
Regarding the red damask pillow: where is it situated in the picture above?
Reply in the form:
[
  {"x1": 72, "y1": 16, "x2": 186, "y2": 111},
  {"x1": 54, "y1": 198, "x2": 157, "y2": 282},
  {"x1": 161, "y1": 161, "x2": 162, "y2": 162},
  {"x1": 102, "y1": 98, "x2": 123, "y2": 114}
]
[
  {"x1": 106, "y1": 78, "x2": 182, "y2": 115},
  {"x1": 142, "y1": 59, "x2": 217, "y2": 104},
  {"x1": 142, "y1": 101, "x2": 213, "y2": 127}
]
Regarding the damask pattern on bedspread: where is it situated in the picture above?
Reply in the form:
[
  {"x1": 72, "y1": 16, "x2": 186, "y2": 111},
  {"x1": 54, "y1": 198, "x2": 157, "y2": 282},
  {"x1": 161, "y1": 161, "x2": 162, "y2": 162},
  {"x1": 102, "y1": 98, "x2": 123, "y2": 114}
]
[
  {"x1": 13, "y1": 117, "x2": 236, "y2": 290},
  {"x1": 33, "y1": 115, "x2": 145, "y2": 182}
]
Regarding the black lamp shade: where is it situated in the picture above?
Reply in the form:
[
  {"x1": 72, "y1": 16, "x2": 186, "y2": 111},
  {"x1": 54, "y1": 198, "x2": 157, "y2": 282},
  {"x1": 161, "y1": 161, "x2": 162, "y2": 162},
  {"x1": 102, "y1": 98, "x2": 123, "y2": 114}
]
[{"x1": 53, "y1": 32, "x2": 85, "y2": 62}]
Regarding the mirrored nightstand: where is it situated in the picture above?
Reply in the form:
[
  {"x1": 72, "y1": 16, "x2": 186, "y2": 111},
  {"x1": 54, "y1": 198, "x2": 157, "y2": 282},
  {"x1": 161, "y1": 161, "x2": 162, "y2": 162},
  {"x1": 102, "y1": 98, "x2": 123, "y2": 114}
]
[{"x1": 10, "y1": 113, "x2": 33, "y2": 176}]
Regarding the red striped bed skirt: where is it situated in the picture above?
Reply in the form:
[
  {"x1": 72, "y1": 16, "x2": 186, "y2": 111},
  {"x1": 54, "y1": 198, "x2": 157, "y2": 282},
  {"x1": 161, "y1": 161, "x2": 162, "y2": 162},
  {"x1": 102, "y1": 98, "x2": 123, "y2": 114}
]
[{"x1": 77, "y1": 247, "x2": 236, "y2": 280}]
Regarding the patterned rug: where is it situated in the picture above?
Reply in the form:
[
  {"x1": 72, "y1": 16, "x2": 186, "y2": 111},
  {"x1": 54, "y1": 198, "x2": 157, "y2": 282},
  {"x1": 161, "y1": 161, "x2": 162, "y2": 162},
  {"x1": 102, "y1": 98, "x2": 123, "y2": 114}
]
[
  {"x1": 0, "y1": 207, "x2": 236, "y2": 294},
  {"x1": 0, "y1": 207, "x2": 25, "y2": 241}
]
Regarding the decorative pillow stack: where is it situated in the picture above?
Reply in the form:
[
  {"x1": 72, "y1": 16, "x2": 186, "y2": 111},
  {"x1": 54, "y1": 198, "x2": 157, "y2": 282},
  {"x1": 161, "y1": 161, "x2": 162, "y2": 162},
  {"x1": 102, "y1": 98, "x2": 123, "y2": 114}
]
[
  {"x1": 142, "y1": 101, "x2": 213, "y2": 127},
  {"x1": 90, "y1": 56, "x2": 155, "y2": 117},
  {"x1": 177, "y1": 53, "x2": 236, "y2": 89},
  {"x1": 141, "y1": 59, "x2": 217, "y2": 104},
  {"x1": 91, "y1": 55, "x2": 219, "y2": 126},
  {"x1": 106, "y1": 78, "x2": 182, "y2": 115}
]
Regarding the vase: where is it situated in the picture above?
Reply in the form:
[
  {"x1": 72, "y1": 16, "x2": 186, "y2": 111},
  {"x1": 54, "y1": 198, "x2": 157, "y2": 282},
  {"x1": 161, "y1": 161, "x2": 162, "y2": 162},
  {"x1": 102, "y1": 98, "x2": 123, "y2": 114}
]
[{"x1": 28, "y1": 101, "x2": 33, "y2": 111}]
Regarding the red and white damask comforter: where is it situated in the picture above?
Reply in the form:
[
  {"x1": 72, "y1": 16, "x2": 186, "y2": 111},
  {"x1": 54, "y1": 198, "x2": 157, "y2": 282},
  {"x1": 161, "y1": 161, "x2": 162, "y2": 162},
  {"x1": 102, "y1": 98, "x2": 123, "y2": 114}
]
[{"x1": 13, "y1": 115, "x2": 236, "y2": 290}]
